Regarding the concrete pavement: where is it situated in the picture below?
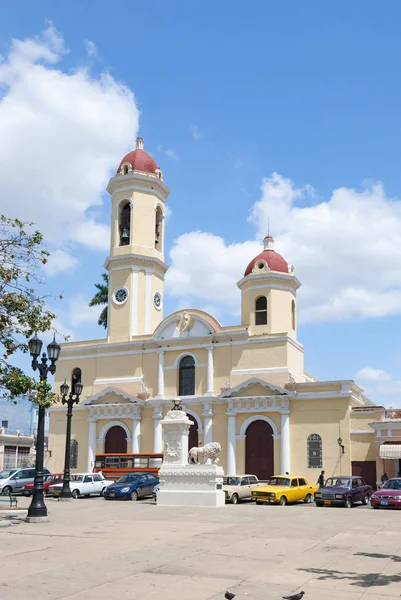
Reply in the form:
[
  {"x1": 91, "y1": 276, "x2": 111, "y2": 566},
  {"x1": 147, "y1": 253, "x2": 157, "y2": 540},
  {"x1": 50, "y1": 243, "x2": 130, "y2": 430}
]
[{"x1": 0, "y1": 497, "x2": 400, "y2": 600}]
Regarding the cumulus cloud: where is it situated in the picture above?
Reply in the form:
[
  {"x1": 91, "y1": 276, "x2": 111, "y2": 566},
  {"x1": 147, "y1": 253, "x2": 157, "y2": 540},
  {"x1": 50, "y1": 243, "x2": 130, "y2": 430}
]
[
  {"x1": 167, "y1": 173, "x2": 401, "y2": 324},
  {"x1": 42, "y1": 249, "x2": 80, "y2": 276},
  {"x1": 0, "y1": 23, "x2": 139, "y2": 271},
  {"x1": 355, "y1": 367, "x2": 401, "y2": 405},
  {"x1": 157, "y1": 144, "x2": 180, "y2": 161}
]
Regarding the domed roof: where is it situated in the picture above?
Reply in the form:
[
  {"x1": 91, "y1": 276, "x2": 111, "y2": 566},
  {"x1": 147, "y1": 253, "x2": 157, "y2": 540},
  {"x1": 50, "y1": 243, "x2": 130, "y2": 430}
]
[
  {"x1": 244, "y1": 236, "x2": 289, "y2": 276},
  {"x1": 117, "y1": 137, "x2": 159, "y2": 175}
]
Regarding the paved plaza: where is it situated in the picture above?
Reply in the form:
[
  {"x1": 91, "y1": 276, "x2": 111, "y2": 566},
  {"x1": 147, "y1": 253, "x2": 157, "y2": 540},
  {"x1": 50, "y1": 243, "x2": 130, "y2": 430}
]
[{"x1": 0, "y1": 498, "x2": 400, "y2": 600}]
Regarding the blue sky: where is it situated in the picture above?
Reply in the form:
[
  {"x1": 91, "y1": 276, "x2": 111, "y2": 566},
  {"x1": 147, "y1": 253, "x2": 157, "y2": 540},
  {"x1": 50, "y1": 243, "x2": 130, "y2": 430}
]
[{"x1": 1, "y1": 2, "x2": 401, "y2": 404}]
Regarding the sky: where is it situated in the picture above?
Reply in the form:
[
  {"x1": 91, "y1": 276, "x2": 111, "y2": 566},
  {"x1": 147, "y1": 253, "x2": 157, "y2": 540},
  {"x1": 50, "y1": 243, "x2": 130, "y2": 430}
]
[{"x1": 1, "y1": 2, "x2": 401, "y2": 406}]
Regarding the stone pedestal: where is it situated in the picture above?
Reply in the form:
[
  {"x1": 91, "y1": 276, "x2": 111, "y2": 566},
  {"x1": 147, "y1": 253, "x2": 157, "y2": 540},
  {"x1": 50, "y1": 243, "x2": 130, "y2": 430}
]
[{"x1": 157, "y1": 409, "x2": 225, "y2": 508}]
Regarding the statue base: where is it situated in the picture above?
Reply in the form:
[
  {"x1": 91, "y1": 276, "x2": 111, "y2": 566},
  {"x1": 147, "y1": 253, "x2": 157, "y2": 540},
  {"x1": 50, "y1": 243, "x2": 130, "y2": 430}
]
[{"x1": 157, "y1": 464, "x2": 225, "y2": 507}]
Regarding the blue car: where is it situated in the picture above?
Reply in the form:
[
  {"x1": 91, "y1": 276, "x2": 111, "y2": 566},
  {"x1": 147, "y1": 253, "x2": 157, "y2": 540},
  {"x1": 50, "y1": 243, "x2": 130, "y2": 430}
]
[{"x1": 103, "y1": 472, "x2": 159, "y2": 501}]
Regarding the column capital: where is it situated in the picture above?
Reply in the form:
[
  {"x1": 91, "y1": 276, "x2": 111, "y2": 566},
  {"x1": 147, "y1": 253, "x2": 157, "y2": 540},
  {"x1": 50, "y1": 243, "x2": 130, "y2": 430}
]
[
  {"x1": 280, "y1": 410, "x2": 290, "y2": 417},
  {"x1": 226, "y1": 411, "x2": 237, "y2": 417},
  {"x1": 202, "y1": 405, "x2": 213, "y2": 418},
  {"x1": 205, "y1": 344, "x2": 214, "y2": 351},
  {"x1": 153, "y1": 406, "x2": 163, "y2": 420},
  {"x1": 88, "y1": 417, "x2": 97, "y2": 423},
  {"x1": 157, "y1": 348, "x2": 165, "y2": 355}
]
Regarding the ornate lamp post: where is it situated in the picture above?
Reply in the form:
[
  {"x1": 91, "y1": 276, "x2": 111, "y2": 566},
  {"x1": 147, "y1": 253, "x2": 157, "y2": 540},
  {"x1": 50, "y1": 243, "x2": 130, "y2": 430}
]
[
  {"x1": 337, "y1": 437, "x2": 345, "y2": 454},
  {"x1": 59, "y1": 378, "x2": 83, "y2": 500},
  {"x1": 27, "y1": 334, "x2": 61, "y2": 522}
]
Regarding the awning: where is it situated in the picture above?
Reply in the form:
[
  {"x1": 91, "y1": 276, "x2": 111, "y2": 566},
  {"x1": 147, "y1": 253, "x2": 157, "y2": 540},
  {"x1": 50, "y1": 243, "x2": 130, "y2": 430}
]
[{"x1": 379, "y1": 444, "x2": 401, "y2": 459}]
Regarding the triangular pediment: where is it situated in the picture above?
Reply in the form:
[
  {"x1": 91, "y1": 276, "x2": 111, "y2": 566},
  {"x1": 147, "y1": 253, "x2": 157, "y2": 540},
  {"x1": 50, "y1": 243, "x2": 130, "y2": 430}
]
[
  {"x1": 81, "y1": 387, "x2": 141, "y2": 406},
  {"x1": 220, "y1": 377, "x2": 291, "y2": 399}
]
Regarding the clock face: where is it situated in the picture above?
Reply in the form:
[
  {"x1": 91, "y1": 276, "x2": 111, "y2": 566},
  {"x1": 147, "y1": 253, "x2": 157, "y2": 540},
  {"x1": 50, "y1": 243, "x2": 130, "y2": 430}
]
[
  {"x1": 154, "y1": 292, "x2": 162, "y2": 309},
  {"x1": 114, "y1": 287, "x2": 128, "y2": 304}
]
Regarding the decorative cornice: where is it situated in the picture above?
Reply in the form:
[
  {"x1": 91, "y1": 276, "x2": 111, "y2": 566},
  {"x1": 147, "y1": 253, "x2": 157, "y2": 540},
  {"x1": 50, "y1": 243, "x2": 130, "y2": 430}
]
[
  {"x1": 104, "y1": 252, "x2": 169, "y2": 274},
  {"x1": 237, "y1": 271, "x2": 301, "y2": 291}
]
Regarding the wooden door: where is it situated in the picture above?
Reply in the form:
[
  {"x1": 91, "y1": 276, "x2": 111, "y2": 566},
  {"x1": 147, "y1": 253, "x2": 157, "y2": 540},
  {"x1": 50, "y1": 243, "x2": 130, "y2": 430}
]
[
  {"x1": 245, "y1": 420, "x2": 274, "y2": 480},
  {"x1": 187, "y1": 417, "x2": 199, "y2": 450},
  {"x1": 352, "y1": 461, "x2": 377, "y2": 490},
  {"x1": 105, "y1": 426, "x2": 127, "y2": 454}
]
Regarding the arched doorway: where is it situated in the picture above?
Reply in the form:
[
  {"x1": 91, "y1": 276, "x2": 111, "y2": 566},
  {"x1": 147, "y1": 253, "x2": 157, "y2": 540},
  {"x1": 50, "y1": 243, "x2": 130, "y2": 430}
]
[
  {"x1": 187, "y1": 415, "x2": 199, "y2": 450},
  {"x1": 105, "y1": 425, "x2": 127, "y2": 454},
  {"x1": 245, "y1": 420, "x2": 274, "y2": 480}
]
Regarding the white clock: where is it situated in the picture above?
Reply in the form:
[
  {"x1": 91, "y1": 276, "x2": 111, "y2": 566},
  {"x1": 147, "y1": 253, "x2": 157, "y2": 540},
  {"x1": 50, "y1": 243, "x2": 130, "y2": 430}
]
[
  {"x1": 113, "y1": 287, "x2": 128, "y2": 305},
  {"x1": 153, "y1": 292, "x2": 162, "y2": 310}
]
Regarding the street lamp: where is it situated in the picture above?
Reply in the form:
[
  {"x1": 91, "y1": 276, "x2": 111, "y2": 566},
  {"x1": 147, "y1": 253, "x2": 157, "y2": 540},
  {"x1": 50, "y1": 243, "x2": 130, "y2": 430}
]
[
  {"x1": 59, "y1": 378, "x2": 83, "y2": 500},
  {"x1": 337, "y1": 437, "x2": 345, "y2": 454},
  {"x1": 27, "y1": 334, "x2": 61, "y2": 522}
]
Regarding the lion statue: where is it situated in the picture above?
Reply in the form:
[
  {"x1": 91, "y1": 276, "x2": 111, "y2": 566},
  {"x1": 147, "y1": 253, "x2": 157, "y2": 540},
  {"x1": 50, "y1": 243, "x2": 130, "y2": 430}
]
[{"x1": 188, "y1": 442, "x2": 221, "y2": 465}]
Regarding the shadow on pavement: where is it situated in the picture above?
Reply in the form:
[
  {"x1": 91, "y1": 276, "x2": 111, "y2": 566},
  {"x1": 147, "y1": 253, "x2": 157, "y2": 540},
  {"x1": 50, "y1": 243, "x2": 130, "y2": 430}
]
[{"x1": 297, "y1": 567, "x2": 401, "y2": 588}]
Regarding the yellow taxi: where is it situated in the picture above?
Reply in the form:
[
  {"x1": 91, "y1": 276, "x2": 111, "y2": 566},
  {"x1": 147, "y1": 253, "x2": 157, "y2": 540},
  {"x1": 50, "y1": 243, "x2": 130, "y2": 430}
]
[{"x1": 251, "y1": 475, "x2": 318, "y2": 506}]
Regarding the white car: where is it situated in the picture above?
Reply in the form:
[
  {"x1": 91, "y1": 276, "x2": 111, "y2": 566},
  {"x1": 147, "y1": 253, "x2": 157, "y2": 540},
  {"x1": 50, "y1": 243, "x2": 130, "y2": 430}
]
[{"x1": 49, "y1": 473, "x2": 114, "y2": 499}]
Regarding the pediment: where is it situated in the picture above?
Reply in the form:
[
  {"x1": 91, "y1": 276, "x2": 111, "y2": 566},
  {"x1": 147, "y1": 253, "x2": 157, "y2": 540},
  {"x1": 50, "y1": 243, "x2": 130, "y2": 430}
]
[
  {"x1": 153, "y1": 309, "x2": 221, "y2": 341},
  {"x1": 81, "y1": 387, "x2": 140, "y2": 406},
  {"x1": 220, "y1": 377, "x2": 291, "y2": 399}
]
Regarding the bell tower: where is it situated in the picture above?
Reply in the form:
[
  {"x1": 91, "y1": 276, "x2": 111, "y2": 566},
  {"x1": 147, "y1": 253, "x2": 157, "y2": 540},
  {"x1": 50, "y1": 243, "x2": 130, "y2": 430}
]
[{"x1": 105, "y1": 138, "x2": 170, "y2": 341}]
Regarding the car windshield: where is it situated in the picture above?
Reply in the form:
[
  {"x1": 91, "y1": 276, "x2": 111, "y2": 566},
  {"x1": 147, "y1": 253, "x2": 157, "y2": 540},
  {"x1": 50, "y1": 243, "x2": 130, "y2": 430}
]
[
  {"x1": 70, "y1": 475, "x2": 83, "y2": 482},
  {"x1": 116, "y1": 475, "x2": 140, "y2": 484},
  {"x1": 382, "y1": 479, "x2": 401, "y2": 490},
  {"x1": 325, "y1": 478, "x2": 351, "y2": 488},
  {"x1": 269, "y1": 477, "x2": 290, "y2": 487},
  {"x1": 223, "y1": 477, "x2": 241, "y2": 486},
  {"x1": 0, "y1": 469, "x2": 17, "y2": 479}
]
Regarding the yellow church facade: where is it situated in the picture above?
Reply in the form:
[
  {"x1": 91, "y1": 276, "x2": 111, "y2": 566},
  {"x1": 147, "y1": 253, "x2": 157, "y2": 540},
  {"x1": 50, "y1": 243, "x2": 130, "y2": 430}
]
[{"x1": 48, "y1": 137, "x2": 378, "y2": 486}]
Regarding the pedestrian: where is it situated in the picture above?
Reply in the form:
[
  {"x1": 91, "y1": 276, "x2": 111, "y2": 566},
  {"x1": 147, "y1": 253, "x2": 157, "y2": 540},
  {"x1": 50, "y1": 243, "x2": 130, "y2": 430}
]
[
  {"x1": 317, "y1": 470, "x2": 325, "y2": 488},
  {"x1": 381, "y1": 472, "x2": 388, "y2": 484}
]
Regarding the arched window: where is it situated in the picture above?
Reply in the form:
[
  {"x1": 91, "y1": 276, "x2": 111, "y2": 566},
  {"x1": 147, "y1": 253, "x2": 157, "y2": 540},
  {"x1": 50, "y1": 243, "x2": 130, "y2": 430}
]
[
  {"x1": 71, "y1": 368, "x2": 81, "y2": 392},
  {"x1": 123, "y1": 165, "x2": 129, "y2": 175},
  {"x1": 307, "y1": 434, "x2": 322, "y2": 468},
  {"x1": 119, "y1": 202, "x2": 131, "y2": 246},
  {"x1": 292, "y1": 300, "x2": 296, "y2": 330},
  {"x1": 179, "y1": 356, "x2": 195, "y2": 396},
  {"x1": 255, "y1": 296, "x2": 267, "y2": 325},
  {"x1": 70, "y1": 439, "x2": 78, "y2": 469},
  {"x1": 155, "y1": 206, "x2": 163, "y2": 249}
]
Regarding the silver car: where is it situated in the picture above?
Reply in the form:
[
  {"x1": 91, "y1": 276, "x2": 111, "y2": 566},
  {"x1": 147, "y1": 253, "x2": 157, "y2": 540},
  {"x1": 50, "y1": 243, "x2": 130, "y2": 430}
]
[{"x1": 0, "y1": 467, "x2": 50, "y2": 494}]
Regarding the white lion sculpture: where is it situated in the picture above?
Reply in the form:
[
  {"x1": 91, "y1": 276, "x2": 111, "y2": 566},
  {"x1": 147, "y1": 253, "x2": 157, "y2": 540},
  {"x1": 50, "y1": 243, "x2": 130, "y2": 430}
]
[{"x1": 188, "y1": 442, "x2": 221, "y2": 465}]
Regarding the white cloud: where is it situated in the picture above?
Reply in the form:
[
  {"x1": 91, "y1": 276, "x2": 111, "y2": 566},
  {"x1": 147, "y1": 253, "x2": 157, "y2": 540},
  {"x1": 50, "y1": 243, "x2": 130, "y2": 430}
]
[
  {"x1": 43, "y1": 249, "x2": 80, "y2": 276},
  {"x1": 189, "y1": 124, "x2": 204, "y2": 141},
  {"x1": 157, "y1": 144, "x2": 180, "y2": 161},
  {"x1": 355, "y1": 367, "x2": 401, "y2": 405},
  {"x1": 0, "y1": 24, "x2": 139, "y2": 271},
  {"x1": 68, "y1": 295, "x2": 100, "y2": 327},
  {"x1": 168, "y1": 173, "x2": 401, "y2": 324},
  {"x1": 84, "y1": 40, "x2": 97, "y2": 58}
]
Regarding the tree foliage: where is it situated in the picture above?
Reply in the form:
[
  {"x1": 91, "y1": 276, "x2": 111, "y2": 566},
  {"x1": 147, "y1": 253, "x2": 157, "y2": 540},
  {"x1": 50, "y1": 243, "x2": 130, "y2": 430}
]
[
  {"x1": 0, "y1": 215, "x2": 58, "y2": 402},
  {"x1": 89, "y1": 272, "x2": 108, "y2": 328}
]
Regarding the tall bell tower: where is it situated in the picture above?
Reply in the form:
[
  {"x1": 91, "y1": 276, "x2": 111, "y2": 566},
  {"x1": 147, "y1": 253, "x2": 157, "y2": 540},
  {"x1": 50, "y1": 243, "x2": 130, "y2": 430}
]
[{"x1": 105, "y1": 137, "x2": 170, "y2": 341}]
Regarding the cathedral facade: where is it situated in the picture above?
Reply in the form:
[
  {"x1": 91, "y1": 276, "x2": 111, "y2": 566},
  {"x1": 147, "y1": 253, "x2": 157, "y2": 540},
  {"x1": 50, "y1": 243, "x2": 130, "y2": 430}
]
[{"x1": 48, "y1": 138, "x2": 378, "y2": 486}]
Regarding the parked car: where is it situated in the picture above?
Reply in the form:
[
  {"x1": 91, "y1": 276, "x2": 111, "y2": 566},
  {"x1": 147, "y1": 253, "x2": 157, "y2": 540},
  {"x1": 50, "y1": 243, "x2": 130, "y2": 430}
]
[
  {"x1": 223, "y1": 475, "x2": 264, "y2": 504},
  {"x1": 0, "y1": 467, "x2": 50, "y2": 494},
  {"x1": 49, "y1": 473, "x2": 114, "y2": 499},
  {"x1": 252, "y1": 475, "x2": 318, "y2": 505},
  {"x1": 103, "y1": 472, "x2": 159, "y2": 500},
  {"x1": 314, "y1": 476, "x2": 372, "y2": 508},
  {"x1": 370, "y1": 478, "x2": 401, "y2": 509},
  {"x1": 23, "y1": 473, "x2": 63, "y2": 496}
]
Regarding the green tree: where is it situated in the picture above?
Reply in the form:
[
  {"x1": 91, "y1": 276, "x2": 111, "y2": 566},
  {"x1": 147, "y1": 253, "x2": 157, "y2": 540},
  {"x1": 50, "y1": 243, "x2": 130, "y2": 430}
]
[
  {"x1": 89, "y1": 272, "x2": 108, "y2": 328},
  {"x1": 0, "y1": 216, "x2": 58, "y2": 402}
]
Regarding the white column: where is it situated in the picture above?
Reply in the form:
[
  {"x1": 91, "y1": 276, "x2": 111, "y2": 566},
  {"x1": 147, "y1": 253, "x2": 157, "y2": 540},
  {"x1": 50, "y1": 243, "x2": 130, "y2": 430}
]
[
  {"x1": 144, "y1": 270, "x2": 152, "y2": 334},
  {"x1": 132, "y1": 416, "x2": 141, "y2": 453},
  {"x1": 87, "y1": 419, "x2": 97, "y2": 472},
  {"x1": 227, "y1": 413, "x2": 237, "y2": 475},
  {"x1": 130, "y1": 269, "x2": 139, "y2": 336},
  {"x1": 280, "y1": 412, "x2": 290, "y2": 474},
  {"x1": 153, "y1": 407, "x2": 163, "y2": 453},
  {"x1": 156, "y1": 350, "x2": 165, "y2": 398},
  {"x1": 203, "y1": 405, "x2": 213, "y2": 445},
  {"x1": 206, "y1": 345, "x2": 214, "y2": 395}
]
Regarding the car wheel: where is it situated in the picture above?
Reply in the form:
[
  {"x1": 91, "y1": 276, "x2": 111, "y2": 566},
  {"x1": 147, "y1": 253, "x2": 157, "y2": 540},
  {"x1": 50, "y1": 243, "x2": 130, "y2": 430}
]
[
  {"x1": 130, "y1": 490, "x2": 138, "y2": 501},
  {"x1": 230, "y1": 494, "x2": 239, "y2": 505},
  {"x1": 279, "y1": 495, "x2": 287, "y2": 506},
  {"x1": 304, "y1": 494, "x2": 312, "y2": 503},
  {"x1": 344, "y1": 496, "x2": 352, "y2": 508},
  {"x1": 362, "y1": 494, "x2": 370, "y2": 506},
  {"x1": 100, "y1": 487, "x2": 107, "y2": 497},
  {"x1": 71, "y1": 489, "x2": 80, "y2": 499},
  {"x1": 2, "y1": 486, "x2": 12, "y2": 495}
]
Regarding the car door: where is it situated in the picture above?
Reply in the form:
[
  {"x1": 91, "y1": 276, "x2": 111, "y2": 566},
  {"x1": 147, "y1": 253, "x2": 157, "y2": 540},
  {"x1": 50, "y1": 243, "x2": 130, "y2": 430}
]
[
  {"x1": 82, "y1": 474, "x2": 95, "y2": 495},
  {"x1": 137, "y1": 475, "x2": 149, "y2": 497},
  {"x1": 248, "y1": 476, "x2": 259, "y2": 493},
  {"x1": 298, "y1": 477, "x2": 308, "y2": 500},
  {"x1": 240, "y1": 477, "x2": 251, "y2": 499},
  {"x1": 92, "y1": 474, "x2": 104, "y2": 494},
  {"x1": 147, "y1": 474, "x2": 159, "y2": 496},
  {"x1": 290, "y1": 478, "x2": 300, "y2": 502},
  {"x1": 11, "y1": 470, "x2": 26, "y2": 492},
  {"x1": 351, "y1": 478, "x2": 360, "y2": 501}
]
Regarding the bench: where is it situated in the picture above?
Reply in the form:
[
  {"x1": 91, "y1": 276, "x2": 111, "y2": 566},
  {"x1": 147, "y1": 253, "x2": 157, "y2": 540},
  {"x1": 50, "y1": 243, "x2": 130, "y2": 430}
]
[{"x1": 0, "y1": 491, "x2": 18, "y2": 509}]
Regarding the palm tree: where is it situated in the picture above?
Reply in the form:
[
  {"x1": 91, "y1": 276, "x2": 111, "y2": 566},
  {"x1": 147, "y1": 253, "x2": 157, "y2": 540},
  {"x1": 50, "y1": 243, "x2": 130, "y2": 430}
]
[{"x1": 89, "y1": 272, "x2": 108, "y2": 328}]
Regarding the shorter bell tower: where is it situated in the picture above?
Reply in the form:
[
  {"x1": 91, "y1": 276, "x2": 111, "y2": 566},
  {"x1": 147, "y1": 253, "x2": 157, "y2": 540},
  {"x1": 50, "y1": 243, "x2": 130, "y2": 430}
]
[{"x1": 105, "y1": 138, "x2": 170, "y2": 341}]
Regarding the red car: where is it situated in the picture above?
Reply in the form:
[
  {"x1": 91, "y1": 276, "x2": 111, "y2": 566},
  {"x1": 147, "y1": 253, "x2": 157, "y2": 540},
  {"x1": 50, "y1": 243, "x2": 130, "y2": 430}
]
[
  {"x1": 370, "y1": 478, "x2": 401, "y2": 509},
  {"x1": 23, "y1": 473, "x2": 63, "y2": 496}
]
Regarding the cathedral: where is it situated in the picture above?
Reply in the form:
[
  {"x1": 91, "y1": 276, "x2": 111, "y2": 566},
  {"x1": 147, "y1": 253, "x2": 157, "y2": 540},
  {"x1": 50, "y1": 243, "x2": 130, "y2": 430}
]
[{"x1": 48, "y1": 137, "x2": 381, "y2": 487}]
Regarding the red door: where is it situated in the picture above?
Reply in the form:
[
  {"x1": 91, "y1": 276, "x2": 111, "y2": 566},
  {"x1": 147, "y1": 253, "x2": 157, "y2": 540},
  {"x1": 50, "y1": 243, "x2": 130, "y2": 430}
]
[
  {"x1": 245, "y1": 420, "x2": 274, "y2": 480},
  {"x1": 187, "y1": 416, "x2": 199, "y2": 450},
  {"x1": 352, "y1": 461, "x2": 377, "y2": 490},
  {"x1": 105, "y1": 426, "x2": 127, "y2": 454}
]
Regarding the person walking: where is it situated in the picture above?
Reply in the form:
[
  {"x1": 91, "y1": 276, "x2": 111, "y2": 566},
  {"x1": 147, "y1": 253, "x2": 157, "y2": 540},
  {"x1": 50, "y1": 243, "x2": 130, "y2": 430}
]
[
  {"x1": 381, "y1": 472, "x2": 388, "y2": 484},
  {"x1": 318, "y1": 470, "x2": 325, "y2": 488}
]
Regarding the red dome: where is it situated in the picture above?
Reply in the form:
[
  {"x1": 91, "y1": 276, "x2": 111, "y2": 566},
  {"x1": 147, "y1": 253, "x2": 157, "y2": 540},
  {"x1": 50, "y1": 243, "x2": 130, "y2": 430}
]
[
  {"x1": 117, "y1": 138, "x2": 159, "y2": 175},
  {"x1": 244, "y1": 237, "x2": 289, "y2": 276}
]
